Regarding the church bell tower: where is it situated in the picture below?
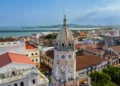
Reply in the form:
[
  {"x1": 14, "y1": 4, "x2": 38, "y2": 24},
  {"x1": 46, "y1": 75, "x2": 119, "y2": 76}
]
[{"x1": 51, "y1": 15, "x2": 77, "y2": 86}]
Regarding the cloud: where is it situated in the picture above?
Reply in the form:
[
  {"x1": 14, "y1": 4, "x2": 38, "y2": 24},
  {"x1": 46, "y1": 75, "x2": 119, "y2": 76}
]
[{"x1": 74, "y1": 0, "x2": 120, "y2": 25}]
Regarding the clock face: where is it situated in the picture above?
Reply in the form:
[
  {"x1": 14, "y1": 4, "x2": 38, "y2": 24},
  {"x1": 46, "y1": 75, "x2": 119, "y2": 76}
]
[
  {"x1": 68, "y1": 55, "x2": 71, "y2": 58},
  {"x1": 61, "y1": 55, "x2": 65, "y2": 59}
]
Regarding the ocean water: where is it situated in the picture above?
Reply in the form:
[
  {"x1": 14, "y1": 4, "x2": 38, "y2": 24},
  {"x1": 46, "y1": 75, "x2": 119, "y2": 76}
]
[
  {"x1": 0, "y1": 27, "x2": 60, "y2": 38},
  {"x1": 0, "y1": 27, "x2": 97, "y2": 38}
]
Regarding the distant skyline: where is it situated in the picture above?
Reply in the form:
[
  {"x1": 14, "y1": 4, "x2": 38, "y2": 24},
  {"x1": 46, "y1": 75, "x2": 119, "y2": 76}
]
[{"x1": 0, "y1": 0, "x2": 120, "y2": 26}]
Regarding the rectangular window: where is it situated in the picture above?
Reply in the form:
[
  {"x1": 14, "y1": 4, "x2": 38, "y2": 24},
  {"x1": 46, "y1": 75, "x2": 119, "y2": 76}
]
[{"x1": 32, "y1": 79, "x2": 35, "y2": 84}]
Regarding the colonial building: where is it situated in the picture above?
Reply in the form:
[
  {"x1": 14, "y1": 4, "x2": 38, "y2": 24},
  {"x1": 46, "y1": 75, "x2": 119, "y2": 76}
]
[
  {"x1": 103, "y1": 53, "x2": 118, "y2": 66},
  {"x1": 81, "y1": 44, "x2": 104, "y2": 58},
  {"x1": 0, "y1": 41, "x2": 26, "y2": 55},
  {"x1": 99, "y1": 29, "x2": 120, "y2": 48},
  {"x1": 106, "y1": 46, "x2": 120, "y2": 66},
  {"x1": 25, "y1": 42, "x2": 40, "y2": 69},
  {"x1": 0, "y1": 52, "x2": 49, "y2": 86},
  {"x1": 51, "y1": 16, "x2": 107, "y2": 86}
]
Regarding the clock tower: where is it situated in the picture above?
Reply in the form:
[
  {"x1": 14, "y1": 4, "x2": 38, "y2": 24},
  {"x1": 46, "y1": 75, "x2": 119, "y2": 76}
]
[{"x1": 51, "y1": 15, "x2": 78, "y2": 86}]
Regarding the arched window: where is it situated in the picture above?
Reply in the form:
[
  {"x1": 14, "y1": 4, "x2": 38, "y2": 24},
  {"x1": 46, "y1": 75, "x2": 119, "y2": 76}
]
[
  {"x1": 14, "y1": 83, "x2": 17, "y2": 86},
  {"x1": 32, "y1": 79, "x2": 35, "y2": 84},
  {"x1": 20, "y1": 82, "x2": 24, "y2": 86},
  {"x1": 62, "y1": 43, "x2": 64, "y2": 46},
  {"x1": 69, "y1": 43, "x2": 72, "y2": 46},
  {"x1": 12, "y1": 71, "x2": 15, "y2": 76}
]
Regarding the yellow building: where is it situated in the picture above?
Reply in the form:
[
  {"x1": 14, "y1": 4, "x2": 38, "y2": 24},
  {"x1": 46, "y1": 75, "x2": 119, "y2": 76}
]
[{"x1": 25, "y1": 42, "x2": 40, "y2": 69}]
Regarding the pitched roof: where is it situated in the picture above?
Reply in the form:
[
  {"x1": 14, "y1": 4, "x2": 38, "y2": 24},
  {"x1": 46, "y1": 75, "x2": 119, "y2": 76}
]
[
  {"x1": 46, "y1": 50, "x2": 54, "y2": 59},
  {"x1": 103, "y1": 53, "x2": 118, "y2": 59},
  {"x1": 86, "y1": 47, "x2": 104, "y2": 53},
  {"x1": 79, "y1": 32, "x2": 86, "y2": 36},
  {"x1": 110, "y1": 46, "x2": 120, "y2": 53},
  {"x1": 75, "y1": 43, "x2": 82, "y2": 49},
  {"x1": 76, "y1": 50, "x2": 85, "y2": 56},
  {"x1": 76, "y1": 54, "x2": 106, "y2": 71},
  {"x1": 0, "y1": 52, "x2": 34, "y2": 68},
  {"x1": 83, "y1": 43, "x2": 97, "y2": 48},
  {"x1": 26, "y1": 42, "x2": 37, "y2": 50},
  {"x1": 109, "y1": 31, "x2": 114, "y2": 36}
]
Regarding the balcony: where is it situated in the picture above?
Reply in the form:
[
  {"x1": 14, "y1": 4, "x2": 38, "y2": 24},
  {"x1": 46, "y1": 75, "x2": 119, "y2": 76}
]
[
  {"x1": 54, "y1": 46, "x2": 74, "y2": 51},
  {"x1": 0, "y1": 68, "x2": 48, "y2": 85}
]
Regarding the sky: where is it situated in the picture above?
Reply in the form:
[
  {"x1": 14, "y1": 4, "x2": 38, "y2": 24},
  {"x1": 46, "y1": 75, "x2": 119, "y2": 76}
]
[{"x1": 0, "y1": 0, "x2": 120, "y2": 26}]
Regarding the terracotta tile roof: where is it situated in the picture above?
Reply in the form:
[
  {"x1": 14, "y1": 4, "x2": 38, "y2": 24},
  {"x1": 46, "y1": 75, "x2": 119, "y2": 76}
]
[
  {"x1": 80, "y1": 32, "x2": 86, "y2": 36},
  {"x1": 109, "y1": 31, "x2": 114, "y2": 36},
  {"x1": 97, "y1": 44, "x2": 104, "y2": 49},
  {"x1": 43, "y1": 40, "x2": 51, "y2": 44},
  {"x1": 0, "y1": 52, "x2": 34, "y2": 68},
  {"x1": 83, "y1": 43, "x2": 97, "y2": 48},
  {"x1": 76, "y1": 50, "x2": 85, "y2": 56},
  {"x1": 26, "y1": 42, "x2": 37, "y2": 50},
  {"x1": 103, "y1": 53, "x2": 118, "y2": 59},
  {"x1": 76, "y1": 54, "x2": 106, "y2": 71},
  {"x1": 75, "y1": 43, "x2": 82, "y2": 49},
  {"x1": 110, "y1": 46, "x2": 120, "y2": 53},
  {"x1": 86, "y1": 47, "x2": 104, "y2": 53},
  {"x1": 46, "y1": 50, "x2": 54, "y2": 59},
  {"x1": 103, "y1": 53, "x2": 117, "y2": 57},
  {"x1": 73, "y1": 34, "x2": 79, "y2": 37}
]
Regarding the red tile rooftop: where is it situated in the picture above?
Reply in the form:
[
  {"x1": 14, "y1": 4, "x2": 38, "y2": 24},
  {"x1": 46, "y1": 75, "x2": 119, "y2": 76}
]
[
  {"x1": 110, "y1": 46, "x2": 120, "y2": 53},
  {"x1": 46, "y1": 49, "x2": 54, "y2": 59},
  {"x1": 76, "y1": 54, "x2": 106, "y2": 71},
  {"x1": 79, "y1": 32, "x2": 87, "y2": 36},
  {"x1": 0, "y1": 52, "x2": 35, "y2": 68},
  {"x1": 26, "y1": 42, "x2": 37, "y2": 50},
  {"x1": 86, "y1": 47, "x2": 104, "y2": 53},
  {"x1": 75, "y1": 43, "x2": 82, "y2": 49},
  {"x1": 83, "y1": 43, "x2": 97, "y2": 48},
  {"x1": 109, "y1": 31, "x2": 114, "y2": 36}
]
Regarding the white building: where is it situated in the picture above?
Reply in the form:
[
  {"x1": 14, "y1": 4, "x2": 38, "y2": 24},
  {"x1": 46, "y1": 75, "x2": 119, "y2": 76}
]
[
  {"x1": 0, "y1": 41, "x2": 26, "y2": 55},
  {"x1": 0, "y1": 52, "x2": 49, "y2": 86}
]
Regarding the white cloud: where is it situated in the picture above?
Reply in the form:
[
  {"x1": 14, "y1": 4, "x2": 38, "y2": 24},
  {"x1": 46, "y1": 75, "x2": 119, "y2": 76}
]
[{"x1": 74, "y1": 0, "x2": 120, "y2": 25}]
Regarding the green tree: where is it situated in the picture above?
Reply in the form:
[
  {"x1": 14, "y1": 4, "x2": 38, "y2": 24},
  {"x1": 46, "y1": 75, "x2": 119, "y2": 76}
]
[
  {"x1": 45, "y1": 34, "x2": 57, "y2": 46},
  {"x1": 89, "y1": 72, "x2": 116, "y2": 86},
  {"x1": 103, "y1": 66, "x2": 120, "y2": 85},
  {"x1": 45, "y1": 34, "x2": 57, "y2": 39},
  {"x1": 45, "y1": 34, "x2": 54, "y2": 39},
  {"x1": 105, "y1": 81, "x2": 117, "y2": 86},
  {"x1": 91, "y1": 81, "x2": 117, "y2": 86},
  {"x1": 89, "y1": 72, "x2": 111, "y2": 83}
]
